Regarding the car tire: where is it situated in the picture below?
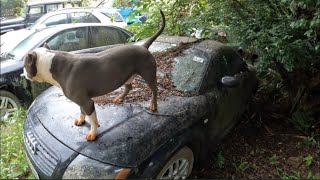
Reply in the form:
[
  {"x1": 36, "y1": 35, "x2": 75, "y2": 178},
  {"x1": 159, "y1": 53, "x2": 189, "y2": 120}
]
[
  {"x1": 0, "y1": 90, "x2": 21, "y2": 120},
  {"x1": 156, "y1": 146, "x2": 194, "y2": 179}
]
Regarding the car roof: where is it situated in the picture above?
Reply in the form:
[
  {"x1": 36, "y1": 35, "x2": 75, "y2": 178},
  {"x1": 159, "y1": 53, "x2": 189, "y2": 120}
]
[
  {"x1": 36, "y1": 23, "x2": 128, "y2": 34},
  {"x1": 37, "y1": 7, "x2": 121, "y2": 20},
  {"x1": 27, "y1": 0, "x2": 80, "y2": 6},
  {"x1": 46, "y1": 7, "x2": 100, "y2": 13},
  {"x1": 52, "y1": 7, "x2": 120, "y2": 12},
  {"x1": 32, "y1": 23, "x2": 133, "y2": 41},
  {"x1": 36, "y1": 7, "x2": 99, "y2": 19}
]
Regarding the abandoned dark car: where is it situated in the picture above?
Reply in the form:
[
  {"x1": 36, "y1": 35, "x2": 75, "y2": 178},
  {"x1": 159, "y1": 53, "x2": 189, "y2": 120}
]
[{"x1": 23, "y1": 36, "x2": 258, "y2": 179}]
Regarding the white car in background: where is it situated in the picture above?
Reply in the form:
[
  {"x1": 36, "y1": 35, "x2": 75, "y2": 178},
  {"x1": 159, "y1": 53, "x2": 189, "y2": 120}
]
[
  {"x1": 30, "y1": 7, "x2": 127, "y2": 29},
  {"x1": 0, "y1": 7, "x2": 126, "y2": 55}
]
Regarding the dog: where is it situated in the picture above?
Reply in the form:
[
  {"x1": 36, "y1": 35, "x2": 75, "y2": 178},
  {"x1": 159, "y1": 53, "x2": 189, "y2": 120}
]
[{"x1": 23, "y1": 10, "x2": 165, "y2": 141}]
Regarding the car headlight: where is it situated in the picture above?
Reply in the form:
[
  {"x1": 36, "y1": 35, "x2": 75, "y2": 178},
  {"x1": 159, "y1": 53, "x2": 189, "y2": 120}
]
[{"x1": 62, "y1": 154, "x2": 131, "y2": 179}]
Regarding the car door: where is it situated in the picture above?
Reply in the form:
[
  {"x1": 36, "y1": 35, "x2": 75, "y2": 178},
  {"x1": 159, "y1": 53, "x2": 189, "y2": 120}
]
[
  {"x1": 199, "y1": 43, "x2": 255, "y2": 141},
  {"x1": 46, "y1": 27, "x2": 89, "y2": 52},
  {"x1": 88, "y1": 26, "x2": 131, "y2": 48}
]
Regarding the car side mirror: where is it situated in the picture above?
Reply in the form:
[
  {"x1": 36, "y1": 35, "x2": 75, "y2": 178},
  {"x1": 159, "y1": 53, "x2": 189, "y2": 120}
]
[{"x1": 221, "y1": 74, "x2": 241, "y2": 88}]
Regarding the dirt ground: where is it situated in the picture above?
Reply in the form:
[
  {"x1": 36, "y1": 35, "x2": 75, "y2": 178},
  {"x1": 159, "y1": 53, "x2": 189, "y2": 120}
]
[{"x1": 190, "y1": 97, "x2": 320, "y2": 179}]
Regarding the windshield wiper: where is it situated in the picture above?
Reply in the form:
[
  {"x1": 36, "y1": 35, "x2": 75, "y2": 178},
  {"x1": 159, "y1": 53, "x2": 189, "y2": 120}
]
[
  {"x1": 0, "y1": 53, "x2": 15, "y2": 60},
  {"x1": 7, "y1": 53, "x2": 15, "y2": 58}
]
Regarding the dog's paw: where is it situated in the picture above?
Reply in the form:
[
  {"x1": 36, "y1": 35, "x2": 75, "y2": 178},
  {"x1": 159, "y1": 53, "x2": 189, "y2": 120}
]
[
  {"x1": 148, "y1": 104, "x2": 157, "y2": 111},
  {"x1": 86, "y1": 131, "x2": 97, "y2": 141},
  {"x1": 74, "y1": 118, "x2": 85, "y2": 126},
  {"x1": 112, "y1": 97, "x2": 123, "y2": 103}
]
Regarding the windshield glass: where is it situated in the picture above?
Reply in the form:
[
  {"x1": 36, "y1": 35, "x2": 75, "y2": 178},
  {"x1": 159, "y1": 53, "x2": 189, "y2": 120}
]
[
  {"x1": 101, "y1": 12, "x2": 123, "y2": 22},
  {"x1": 171, "y1": 51, "x2": 208, "y2": 92},
  {"x1": 1, "y1": 29, "x2": 55, "y2": 62}
]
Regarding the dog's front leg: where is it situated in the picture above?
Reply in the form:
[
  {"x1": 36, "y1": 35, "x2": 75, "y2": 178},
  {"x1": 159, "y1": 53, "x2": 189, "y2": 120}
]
[
  {"x1": 86, "y1": 110, "x2": 99, "y2": 141},
  {"x1": 74, "y1": 109, "x2": 85, "y2": 126},
  {"x1": 80, "y1": 100, "x2": 100, "y2": 141}
]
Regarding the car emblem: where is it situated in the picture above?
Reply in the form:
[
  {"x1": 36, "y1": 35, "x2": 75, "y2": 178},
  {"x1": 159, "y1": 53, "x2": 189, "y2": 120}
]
[{"x1": 26, "y1": 131, "x2": 39, "y2": 154}]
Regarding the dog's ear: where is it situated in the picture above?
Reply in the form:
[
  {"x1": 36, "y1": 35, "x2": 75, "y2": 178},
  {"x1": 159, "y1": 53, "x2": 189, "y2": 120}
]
[
  {"x1": 25, "y1": 52, "x2": 38, "y2": 78},
  {"x1": 43, "y1": 42, "x2": 50, "y2": 50}
]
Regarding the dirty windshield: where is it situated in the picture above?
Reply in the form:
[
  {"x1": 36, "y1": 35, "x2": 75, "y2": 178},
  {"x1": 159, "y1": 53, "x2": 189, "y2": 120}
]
[{"x1": 171, "y1": 50, "x2": 208, "y2": 92}]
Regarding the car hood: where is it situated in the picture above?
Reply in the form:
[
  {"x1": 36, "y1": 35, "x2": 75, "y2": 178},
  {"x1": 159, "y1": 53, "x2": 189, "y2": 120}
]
[
  {"x1": 0, "y1": 16, "x2": 25, "y2": 25},
  {"x1": 1, "y1": 29, "x2": 33, "y2": 54},
  {"x1": 0, "y1": 59, "x2": 23, "y2": 75},
  {"x1": 29, "y1": 87, "x2": 209, "y2": 167}
]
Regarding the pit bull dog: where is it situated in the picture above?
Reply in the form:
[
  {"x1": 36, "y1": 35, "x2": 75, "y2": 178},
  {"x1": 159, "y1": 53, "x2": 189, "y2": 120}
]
[{"x1": 23, "y1": 10, "x2": 165, "y2": 141}]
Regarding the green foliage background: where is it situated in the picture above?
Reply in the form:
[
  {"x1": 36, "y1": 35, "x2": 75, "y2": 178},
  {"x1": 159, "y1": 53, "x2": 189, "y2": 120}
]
[{"x1": 0, "y1": 0, "x2": 27, "y2": 16}]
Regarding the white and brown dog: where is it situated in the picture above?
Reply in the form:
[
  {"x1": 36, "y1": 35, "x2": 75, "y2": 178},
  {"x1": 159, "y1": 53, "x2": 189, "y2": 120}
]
[{"x1": 23, "y1": 10, "x2": 165, "y2": 141}]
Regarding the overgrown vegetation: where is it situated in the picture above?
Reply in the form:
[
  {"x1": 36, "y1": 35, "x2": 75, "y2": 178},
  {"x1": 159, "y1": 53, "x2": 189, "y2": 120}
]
[
  {"x1": 0, "y1": 109, "x2": 34, "y2": 179},
  {"x1": 127, "y1": 0, "x2": 320, "y2": 134}
]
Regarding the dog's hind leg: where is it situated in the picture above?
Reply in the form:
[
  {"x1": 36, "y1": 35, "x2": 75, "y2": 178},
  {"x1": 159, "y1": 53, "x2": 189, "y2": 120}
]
[
  {"x1": 80, "y1": 99, "x2": 100, "y2": 141},
  {"x1": 147, "y1": 81, "x2": 158, "y2": 111},
  {"x1": 140, "y1": 70, "x2": 158, "y2": 111},
  {"x1": 112, "y1": 75, "x2": 135, "y2": 103},
  {"x1": 74, "y1": 108, "x2": 85, "y2": 126}
]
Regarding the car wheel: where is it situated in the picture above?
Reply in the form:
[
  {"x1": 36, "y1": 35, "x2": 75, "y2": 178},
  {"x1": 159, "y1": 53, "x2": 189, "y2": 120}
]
[
  {"x1": 156, "y1": 146, "x2": 194, "y2": 179},
  {"x1": 0, "y1": 90, "x2": 21, "y2": 120}
]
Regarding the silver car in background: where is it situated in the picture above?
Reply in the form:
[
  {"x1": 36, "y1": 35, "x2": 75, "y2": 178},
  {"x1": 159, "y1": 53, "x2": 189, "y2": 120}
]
[{"x1": 1, "y1": 7, "x2": 126, "y2": 56}]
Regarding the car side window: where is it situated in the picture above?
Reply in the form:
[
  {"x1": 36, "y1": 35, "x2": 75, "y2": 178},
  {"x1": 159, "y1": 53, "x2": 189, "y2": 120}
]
[
  {"x1": 89, "y1": 26, "x2": 130, "y2": 48},
  {"x1": 71, "y1": 12, "x2": 100, "y2": 23},
  {"x1": 46, "y1": 4, "x2": 63, "y2": 13},
  {"x1": 43, "y1": 14, "x2": 67, "y2": 27},
  {"x1": 29, "y1": 6, "x2": 44, "y2": 15},
  {"x1": 46, "y1": 27, "x2": 88, "y2": 51}
]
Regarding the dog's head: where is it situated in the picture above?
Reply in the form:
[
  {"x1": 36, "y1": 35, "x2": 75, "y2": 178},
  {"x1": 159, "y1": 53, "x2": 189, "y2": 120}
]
[
  {"x1": 23, "y1": 43, "x2": 52, "y2": 82},
  {"x1": 23, "y1": 51, "x2": 38, "y2": 81}
]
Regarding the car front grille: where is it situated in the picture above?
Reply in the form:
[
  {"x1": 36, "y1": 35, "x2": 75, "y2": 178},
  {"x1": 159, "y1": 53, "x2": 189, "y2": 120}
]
[{"x1": 24, "y1": 116, "x2": 60, "y2": 177}]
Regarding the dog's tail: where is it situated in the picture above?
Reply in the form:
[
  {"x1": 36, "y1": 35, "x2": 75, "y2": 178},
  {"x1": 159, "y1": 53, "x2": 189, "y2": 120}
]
[{"x1": 142, "y1": 10, "x2": 165, "y2": 49}]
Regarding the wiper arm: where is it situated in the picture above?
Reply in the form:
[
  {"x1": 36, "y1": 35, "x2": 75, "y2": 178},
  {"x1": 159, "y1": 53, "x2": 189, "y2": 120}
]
[
  {"x1": 0, "y1": 53, "x2": 15, "y2": 59},
  {"x1": 7, "y1": 53, "x2": 15, "y2": 58}
]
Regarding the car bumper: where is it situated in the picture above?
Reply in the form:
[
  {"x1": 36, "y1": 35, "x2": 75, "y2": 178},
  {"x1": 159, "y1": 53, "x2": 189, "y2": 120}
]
[
  {"x1": 23, "y1": 114, "x2": 78, "y2": 179},
  {"x1": 23, "y1": 108, "x2": 133, "y2": 179}
]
